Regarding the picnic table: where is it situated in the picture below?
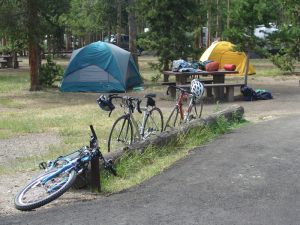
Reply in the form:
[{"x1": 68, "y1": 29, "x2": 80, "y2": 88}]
[
  {"x1": 0, "y1": 55, "x2": 13, "y2": 68},
  {"x1": 0, "y1": 55, "x2": 22, "y2": 68},
  {"x1": 162, "y1": 70, "x2": 243, "y2": 101}
]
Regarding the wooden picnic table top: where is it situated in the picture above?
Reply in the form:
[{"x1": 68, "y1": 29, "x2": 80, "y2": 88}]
[{"x1": 163, "y1": 70, "x2": 239, "y2": 76}]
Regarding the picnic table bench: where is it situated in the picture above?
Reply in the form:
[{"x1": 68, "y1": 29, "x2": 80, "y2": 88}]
[
  {"x1": 162, "y1": 79, "x2": 214, "y2": 99},
  {"x1": 177, "y1": 83, "x2": 244, "y2": 102},
  {"x1": 162, "y1": 70, "x2": 242, "y2": 101}
]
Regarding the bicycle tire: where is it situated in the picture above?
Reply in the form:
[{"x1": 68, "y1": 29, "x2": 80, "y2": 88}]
[
  {"x1": 164, "y1": 106, "x2": 180, "y2": 130},
  {"x1": 196, "y1": 98, "x2": 204, "y2": 118},
  {"x1": 15, "y1": 169, "x2": 76, "y2": 211},
  {"x1": 142, "y1": 107, "x2": 164, "y2": 138},
  {"x1": 188, "y1": 99, "x2": 204, "y2": 121},
  {"x1": 108, "y1": 115, "x2": 133, "y2": 152}
]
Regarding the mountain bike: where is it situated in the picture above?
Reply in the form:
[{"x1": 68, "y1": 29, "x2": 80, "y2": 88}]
[
  {"x1": 14, "y1": 125, "x2": 116, "y2": 211},
  {"x1": 98, "y1": 94, "x2": 163, "y2": 152},
  {"x1": 164, "y1": 85, "x2": 203, "y2": 130}
]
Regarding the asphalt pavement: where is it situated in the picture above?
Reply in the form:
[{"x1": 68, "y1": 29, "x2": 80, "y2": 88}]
[{"x1": 2, "y1": 115, "x2": 300, "y2": 225}]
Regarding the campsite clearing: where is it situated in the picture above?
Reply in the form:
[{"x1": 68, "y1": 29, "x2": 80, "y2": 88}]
[{"x1": 0, "y1": 56, "x2": 300, "y2": 216}]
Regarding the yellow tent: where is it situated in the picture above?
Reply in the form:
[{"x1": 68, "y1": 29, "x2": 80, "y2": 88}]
[{"x1": 200, "y1": 41, "x2": 255, "y2": 75}]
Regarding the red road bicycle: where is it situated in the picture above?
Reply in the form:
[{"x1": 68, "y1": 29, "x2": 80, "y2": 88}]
[{"x1": 164, "y1": 85, "x2": 203, "y2": 130}]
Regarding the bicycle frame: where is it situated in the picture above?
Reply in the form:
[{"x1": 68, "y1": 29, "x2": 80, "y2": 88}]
[
  {"x1": 173, "y1": 91, "x2": 196, "y2": 123},
  {"x1": 122, "y1": 104, "x2": 151, "y2": 141},
  {"x1": 165, "y1": 86, "x2": 200, "y2": 130},
  {"x1": 40, "y1": 147, "x2": 95, "y2": 192}
]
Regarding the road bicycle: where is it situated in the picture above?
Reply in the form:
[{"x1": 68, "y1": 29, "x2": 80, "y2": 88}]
[
  {"x1": 14, "y1": 125, "x2": 116, "y2": 211},
  {"x1": 164, "y1": 85, "x2": 203, "y2": 130},
  {"x1": 97, "y1": 94, "x2": 164, "y2": 152}
]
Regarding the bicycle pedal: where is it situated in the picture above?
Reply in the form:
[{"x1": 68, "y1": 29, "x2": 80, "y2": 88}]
[{"x1": 39, "y1": 162, "x2": 47, "y2": 170}]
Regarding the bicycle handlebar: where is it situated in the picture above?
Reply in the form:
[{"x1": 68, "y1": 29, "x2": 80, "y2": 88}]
[
  {"x1": 166, "y1": 85, "x2": 192, "y2": 95},
  {"x1": 136, "y1": 99, "x2": 142, "y2": 113},
  {"x1": 108, "y1": 94, "x2": 142, "y2": 114}
]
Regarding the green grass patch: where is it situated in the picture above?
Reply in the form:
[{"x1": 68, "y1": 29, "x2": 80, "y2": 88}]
[
  {"x1": 100, "y1": 116, "x2": 247, "y2": 193},
  {"x1": 0, "y1": 72, "x2": 29, "y2": 93}
]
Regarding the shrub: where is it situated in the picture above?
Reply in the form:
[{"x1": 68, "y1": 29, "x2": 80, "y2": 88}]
[
  {"x1": 39, "y1": 56, "x2": 64, "y2": 87},
  {"x1": 270, "y1": 53, "x2": 295, "y2": 73}
]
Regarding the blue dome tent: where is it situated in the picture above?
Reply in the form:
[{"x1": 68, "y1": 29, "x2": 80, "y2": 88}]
[{"x1": 60, "y1": 41, "x2": 142, "y2": 92}]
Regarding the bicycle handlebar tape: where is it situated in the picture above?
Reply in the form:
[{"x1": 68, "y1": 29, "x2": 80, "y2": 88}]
[{"x1": 137, "y1": 100, "x2": 142, "y2": 113}]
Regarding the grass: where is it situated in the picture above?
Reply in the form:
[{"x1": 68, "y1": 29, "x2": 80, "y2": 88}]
[
  {"x1": 0, "y1": 71, "x2": 29, "y2": 93},
  {"x1": 100, "y1": 115, "x2": 247, "y2": 193},
  {"x1": 251, "y1": 58, "x2": 300, "y2": 77}
]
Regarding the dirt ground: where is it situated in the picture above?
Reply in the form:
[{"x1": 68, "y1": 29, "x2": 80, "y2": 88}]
[{"x1": 1, "y1": 75, "x2": 300, "y2": 217}]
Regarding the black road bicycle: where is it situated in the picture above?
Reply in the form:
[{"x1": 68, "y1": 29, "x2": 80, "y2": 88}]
[{"x1": 97, "y1": 94, "x2": 164, "y2": 152}]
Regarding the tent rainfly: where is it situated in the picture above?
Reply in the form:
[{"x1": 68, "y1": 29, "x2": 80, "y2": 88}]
[
  {"x1": 60, "y1": 41, "x2": 143, "y2": 92},
  {"x1": 200, "y1": 41, "x2": 255, "y2": 75}
]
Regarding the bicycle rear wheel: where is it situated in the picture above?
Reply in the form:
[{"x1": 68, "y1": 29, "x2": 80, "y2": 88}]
[
  {"x1": 108, "y1": 115, "x2": 133, "y2": 152},
  {"x1": 164, "y1": 106, "x2": 180, "y2": 130},
  {"x1": 143, "y1": 107, "x2": 164, "y2": 138},
  {"x1": 15, "y1": 169, "x2": 76, "y2": 211}
]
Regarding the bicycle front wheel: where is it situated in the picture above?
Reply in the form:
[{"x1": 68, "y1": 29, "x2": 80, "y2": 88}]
[
  {"x1": 15, "y1": 169, "x2": 76, "y2": 211},
  {"x1": 143, "y1": 107, "x2": 164, "y2": 138},
  {"x1": 108, "y1": 115, "x2": 133, "y2": 152},
  {"x1": 195, "y1": 98, "x2": 204, "y2": 118},
  {"x1": 188, "y1": 99, "x2": 204, "y2": 121},
  {"x1": 164, "y1": 106, "x2": 180, "y2": 131}
]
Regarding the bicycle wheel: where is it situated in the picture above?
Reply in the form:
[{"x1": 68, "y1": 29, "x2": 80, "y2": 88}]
[
  {"x1": 164, "y1": 106, "x2": 180, "y2": 130},
  {"x1": 196, "y1": 98, "x2": 204, "y2": 118},
  {"x1": 15, "y1": 169, "x2": 76, "y2": 211},
  {"x1": 142, "y1": 107, "x2": 164, "y2": 138},
  {"x1": 189, "y1": 99, "x2": 204, "y2": 121},
  {"x1": 108, "y1": 115, "x2": 133, "y2": 152}
]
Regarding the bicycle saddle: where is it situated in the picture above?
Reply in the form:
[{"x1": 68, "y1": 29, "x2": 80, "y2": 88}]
[{"x1": 144, "y1": 93, "x2": 156, "y2": 98}]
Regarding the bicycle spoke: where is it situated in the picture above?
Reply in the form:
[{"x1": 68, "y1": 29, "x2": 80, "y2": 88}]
[
  {"x1": 143, "y1": 108, "x2": 163, "y2": 138},
  {"x1": 165, "y1": 107, "x2": 180, "y2": 130},
  {"x1": 108, "y1": 116, "x2": 133, "y2": 152}
]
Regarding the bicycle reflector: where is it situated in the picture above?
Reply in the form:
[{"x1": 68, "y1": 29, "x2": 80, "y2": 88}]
[{"x1": 97, "y1": 95, "x2": 115, "y2": 112}]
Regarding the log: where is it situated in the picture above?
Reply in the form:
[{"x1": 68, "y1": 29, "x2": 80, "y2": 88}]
[{"x1": 107, "y1": 104, "x2": 244, "y2": 160}]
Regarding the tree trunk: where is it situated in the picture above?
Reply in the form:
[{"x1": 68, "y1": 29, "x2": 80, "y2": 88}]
[
  {"x1": 206, "y1": 0, "x2": 211, "y2": 47},
  {"x1": 128, "y1": 0, "x2": 138, "y2": 67},
  {"x1": 27, "y1": 0, "x2": 40, "y2": 91},
  {"x1": 116, "y1": 0, "x2": 122, "y2": 46},
  {"x1": 65, "y1": 31, "x2": 72, "y2": 52},
  {"x1": 1, "y1": 37, "x2": 7, "y2": 46},
  {"x1": 227, "y1": 0, "x2": 230, "y2": 29},
  {"x1": 194, "y1": 16, "x2": 201, "y2": 49},
  {"x1": 163, "y1": 60, "x2": 169, "y2": 82},
  {"x1": 215, "y1": 0, "x2": 219, "y2": 39}
]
